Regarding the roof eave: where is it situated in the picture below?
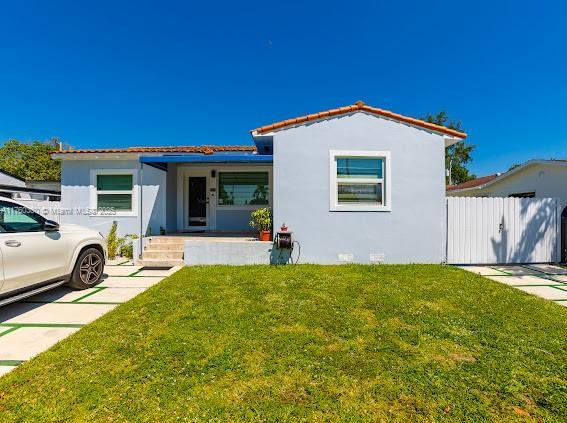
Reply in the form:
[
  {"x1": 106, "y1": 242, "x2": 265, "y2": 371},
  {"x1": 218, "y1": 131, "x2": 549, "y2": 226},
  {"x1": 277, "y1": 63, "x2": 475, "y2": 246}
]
[{"x1": 251, "y1": 104, "x2": 468, "y2": 140}]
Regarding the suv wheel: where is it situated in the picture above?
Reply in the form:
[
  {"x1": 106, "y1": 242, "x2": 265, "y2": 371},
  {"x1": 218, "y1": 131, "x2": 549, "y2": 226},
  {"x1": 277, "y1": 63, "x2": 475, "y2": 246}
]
[{"x1": 68, "y1": 248, "x2": 105, "y2": 290}]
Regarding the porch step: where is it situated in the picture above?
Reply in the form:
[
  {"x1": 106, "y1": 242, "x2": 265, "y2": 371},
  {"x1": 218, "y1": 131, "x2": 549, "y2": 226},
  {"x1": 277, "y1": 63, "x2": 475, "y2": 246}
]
[
  {"x1": 137, "y1": 259, "x2": 184, "y2": 267},
  {"x1": 144, "y1": 243, "x2": 186, "y2": 252},
  {"x1": 139, "y1": 237, "x2": 186, "y2": 266},
  {"x1": 148, "y1": 237, "x2": 186, "y2": 244},
  {"x1": 142, "y1": 251, "x2": 184, "y2": 260}
]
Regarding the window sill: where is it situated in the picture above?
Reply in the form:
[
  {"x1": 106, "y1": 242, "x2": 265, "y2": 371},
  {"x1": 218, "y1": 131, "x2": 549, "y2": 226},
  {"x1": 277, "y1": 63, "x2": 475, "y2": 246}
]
[
  {"x1": 88, "y1": 212, "x2": 138, "y2": 217},
  {"x1": 330, "y1": 204, "x2": 391, "y2": 212},
  {"x1": 216, "y1": 204, "x2": 270, "y2": 210}
]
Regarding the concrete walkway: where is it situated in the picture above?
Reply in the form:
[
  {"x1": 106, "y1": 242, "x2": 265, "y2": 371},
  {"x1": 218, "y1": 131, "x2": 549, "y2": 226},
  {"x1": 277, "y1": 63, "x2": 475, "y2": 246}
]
[
  {"x1": 0, "y1": 259, "x2": 181, "y2": 377},
  {"x1": 459, "y1": 264, "x2": 567, "y2": 307}
]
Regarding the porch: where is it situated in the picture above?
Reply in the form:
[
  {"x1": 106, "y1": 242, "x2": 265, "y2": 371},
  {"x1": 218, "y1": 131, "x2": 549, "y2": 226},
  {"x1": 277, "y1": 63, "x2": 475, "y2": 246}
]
[
  {"x1": 140, "y1": 153, "x2": 272, "y2": 235},
  {"x1": 135, "y1": 232, "x2": 278, "y2": 267}
]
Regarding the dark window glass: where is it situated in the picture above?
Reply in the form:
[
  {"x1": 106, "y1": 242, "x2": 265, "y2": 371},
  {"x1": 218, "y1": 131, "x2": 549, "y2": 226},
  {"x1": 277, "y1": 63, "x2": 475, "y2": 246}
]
[
  {"x1": 97, "y1": 194, "x2": 133, "y2": 210},
  {"x1": 337, "y1": 158, "x2": 383, "y2": 179},
  {"x1": 338, "y1": 183, "x2": 383, "y2": 204},
  {"x1": 0, "y1": 201, "x2": 45, "y2": 233},
  {"x1": 97, "y1": 174, "x2": 133, "y2": 191},
  {"x1": 218, "y1": 172, "x2": 269, "y2": 205}
]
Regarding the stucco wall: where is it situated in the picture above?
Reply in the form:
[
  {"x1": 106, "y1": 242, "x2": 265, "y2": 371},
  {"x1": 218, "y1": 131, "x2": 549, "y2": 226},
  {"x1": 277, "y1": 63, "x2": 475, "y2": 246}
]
[
  {"x1": 272, "y1": 112, "x2": 447, "y2": 264},
  {"x1": 60, "y1": 160, "x2": 166, "y2": 237},
  {"x1": 449, "y1": 164, "x2": 567, "y2": 209},
  {"x1": 165, "y1": 163, "x2": 178, "y2": 232},
  {"x1": 216, "y1": 209, "x2": 254, "y2": 231}
]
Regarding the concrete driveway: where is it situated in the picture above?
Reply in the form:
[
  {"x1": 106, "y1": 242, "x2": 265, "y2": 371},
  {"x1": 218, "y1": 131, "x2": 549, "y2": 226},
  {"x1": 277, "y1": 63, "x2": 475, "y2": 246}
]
[
  {"x1": 0, "y1": 259, "x2": 180, "y2": 377},
  {"x1": 459, "y1": 264, "x2": 567, "y2": 306}
]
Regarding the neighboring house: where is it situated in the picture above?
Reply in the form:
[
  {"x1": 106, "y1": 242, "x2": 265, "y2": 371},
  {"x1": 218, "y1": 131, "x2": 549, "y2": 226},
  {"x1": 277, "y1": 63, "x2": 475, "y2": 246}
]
[
  {"x1": 447, "y1": 160, "x2": 567, "y2": 207},
  {"x1": 51, "y1": 101, "x2": 466, "y2": 264},
  {"x1": 0, "y1": 168, "x2": 61, "y2": 201},
  {"x1": 0, "y1": 168, "x2": 26, "y2": 187},
  {"x1": 25, "y1": 180, "x2": 61, "y2": 193}
]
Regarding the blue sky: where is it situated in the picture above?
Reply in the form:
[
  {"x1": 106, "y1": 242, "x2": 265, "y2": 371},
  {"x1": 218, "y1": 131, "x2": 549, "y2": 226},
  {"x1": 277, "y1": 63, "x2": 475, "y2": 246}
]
[{"x1": 0, "y1": 0, "x2": 565, "y2": 176}]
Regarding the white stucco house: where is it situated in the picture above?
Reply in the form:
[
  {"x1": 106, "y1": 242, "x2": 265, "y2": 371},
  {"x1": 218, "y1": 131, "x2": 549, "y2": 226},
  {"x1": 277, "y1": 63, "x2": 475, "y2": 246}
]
[
  {"x1": 447, "y1": 160, "x2": 567, "y2": 206},
  {"x1": 52, "y1": 101, "x2": 467, "y2": 265},
  {"x1": 0, "y1": 168, "x2": 60, "y2": 201}
]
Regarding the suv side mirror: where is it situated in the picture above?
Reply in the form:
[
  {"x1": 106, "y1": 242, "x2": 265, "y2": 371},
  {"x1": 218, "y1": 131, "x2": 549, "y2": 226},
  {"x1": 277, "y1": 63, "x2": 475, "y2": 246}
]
[{"x1": 43, "y1": 220, "x2": 60, "y2": 232}]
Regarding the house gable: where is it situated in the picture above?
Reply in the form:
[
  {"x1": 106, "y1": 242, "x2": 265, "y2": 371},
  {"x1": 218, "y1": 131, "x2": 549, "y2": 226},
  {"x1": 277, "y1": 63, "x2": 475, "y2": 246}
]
[{"x1": 251, "y1": 101, "x2": 467, "y2": 144}]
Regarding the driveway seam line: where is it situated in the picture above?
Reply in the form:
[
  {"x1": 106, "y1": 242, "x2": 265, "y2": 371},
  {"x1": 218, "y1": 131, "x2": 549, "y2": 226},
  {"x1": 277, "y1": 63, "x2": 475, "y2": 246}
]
[
  {"x1": 0, "y1": 326, "x2": 19, "y2": 338},
  {"x1": 71, "y1": 287, "x2": 106, "y2": 303},
  {"x1": 0, "y1": 360, "x2": 24, "y2": 367},
  {"x1": 513, "y1": 284, "x2": 567, "y2": 287},
  {"x1": 0, "y1": 323, "x2": 85, "y2": 328},
  {"x1": 19, "y1": 301, "x2": 123, "y2": 305},
  {"x1": 103, "y1": 275, "x2": 163, "y2": 278}
]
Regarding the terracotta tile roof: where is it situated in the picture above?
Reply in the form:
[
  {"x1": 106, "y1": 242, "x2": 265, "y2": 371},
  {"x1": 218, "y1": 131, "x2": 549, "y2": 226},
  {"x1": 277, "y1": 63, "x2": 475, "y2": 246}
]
[
  {"x1": 52, "y1": 145, "x2": 256, "y2": 155},
  {"x1": 252, "y1": 100, "x2": 467, "y2": 139},
  {"x1": 446, "y1": 174, "x2": 499, "y2": 191}
]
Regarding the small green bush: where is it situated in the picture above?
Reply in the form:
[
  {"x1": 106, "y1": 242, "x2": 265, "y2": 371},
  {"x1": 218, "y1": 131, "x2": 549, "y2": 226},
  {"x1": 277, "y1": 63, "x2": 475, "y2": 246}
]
[
  {"x1": 106, "y1": 222, "x2": 139, "y2": 260},
  {"x1": 106, "y1": 221, "x2": 121, "y2": 259},
  {"x1": 249, "y1": 207, "x2": 272, "y2": 231}
]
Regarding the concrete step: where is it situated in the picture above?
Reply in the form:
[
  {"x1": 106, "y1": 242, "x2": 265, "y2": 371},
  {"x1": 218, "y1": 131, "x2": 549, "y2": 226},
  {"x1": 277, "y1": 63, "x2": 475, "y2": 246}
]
[
  {"x1": 142, "y1": 251, "x2": 184, "y2": 260},
  {"x1": 148, "y1": 237, "x2": 186, "y2": 245},
  {"x1": 144, "y1": 243, "x2": 185, "y2": 252},
  {"x1": 137, "y1": 259, "x2": 184, "y2": 267}
]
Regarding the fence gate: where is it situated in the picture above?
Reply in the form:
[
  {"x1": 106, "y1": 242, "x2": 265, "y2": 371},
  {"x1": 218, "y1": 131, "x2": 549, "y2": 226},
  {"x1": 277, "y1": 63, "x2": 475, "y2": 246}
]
[{"x1": 447, "y1": 197, "x2": 560, "y2": 264}]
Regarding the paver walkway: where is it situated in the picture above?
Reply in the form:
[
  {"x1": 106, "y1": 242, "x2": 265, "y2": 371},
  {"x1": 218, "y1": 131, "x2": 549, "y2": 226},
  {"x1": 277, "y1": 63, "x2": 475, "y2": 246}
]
[
  {"x1": 459, "y1": 264, "x2": 567, "y2": 307},
  {"x1": 0, "y1": 259, "x2": 180, "y2": 377}
]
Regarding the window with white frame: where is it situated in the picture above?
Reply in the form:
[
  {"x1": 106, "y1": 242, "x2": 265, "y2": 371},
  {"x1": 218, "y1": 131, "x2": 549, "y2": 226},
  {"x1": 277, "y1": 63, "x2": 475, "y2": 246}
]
[
  {"x1": 90, "y1": 170, "x2": 138, "y2": 215},
  {"x1": 218, "y1": 172, "x2": 269, "y2": 206},
  {"x1": 329, "y1": 150, "x2": 391, "y2": 211}
]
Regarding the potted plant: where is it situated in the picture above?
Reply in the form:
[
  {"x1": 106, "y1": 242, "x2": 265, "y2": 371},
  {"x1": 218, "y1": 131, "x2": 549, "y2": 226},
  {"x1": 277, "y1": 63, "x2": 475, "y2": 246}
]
[{"x1": 249, "y1": 207, "x2": 272, "y2": 241}]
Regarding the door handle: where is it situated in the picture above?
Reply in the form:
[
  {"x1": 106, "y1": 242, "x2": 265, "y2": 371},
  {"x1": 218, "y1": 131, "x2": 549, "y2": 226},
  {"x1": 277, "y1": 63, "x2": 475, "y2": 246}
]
[{"x1": 4, "y1": 240, "x2": 21, "y2": 247}]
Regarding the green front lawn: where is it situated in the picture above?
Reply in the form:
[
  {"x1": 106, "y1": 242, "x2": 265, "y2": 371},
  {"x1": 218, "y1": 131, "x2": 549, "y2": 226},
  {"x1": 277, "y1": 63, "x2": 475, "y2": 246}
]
[{"x1": 0, "y1": 265, "x2": 566, "y2": 421}]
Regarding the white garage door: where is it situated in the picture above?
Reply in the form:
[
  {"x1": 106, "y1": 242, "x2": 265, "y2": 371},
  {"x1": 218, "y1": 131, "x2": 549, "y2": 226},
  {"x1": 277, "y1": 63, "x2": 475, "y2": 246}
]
[{"x1": 447, "y1": 197, "x2": 560, "y2": 264}]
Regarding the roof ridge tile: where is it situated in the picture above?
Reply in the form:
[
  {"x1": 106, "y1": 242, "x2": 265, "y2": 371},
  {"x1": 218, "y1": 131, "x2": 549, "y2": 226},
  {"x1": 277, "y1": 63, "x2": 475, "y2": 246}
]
[{"x1": 252, "y1": 101, "x2": 467, "y2": 139}]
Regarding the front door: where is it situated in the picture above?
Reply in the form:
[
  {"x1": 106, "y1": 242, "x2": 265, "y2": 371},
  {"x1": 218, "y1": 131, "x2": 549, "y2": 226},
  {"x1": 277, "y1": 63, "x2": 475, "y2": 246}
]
[{"x1": 187, "y1": 176, "x2": 208, "y2": 229}]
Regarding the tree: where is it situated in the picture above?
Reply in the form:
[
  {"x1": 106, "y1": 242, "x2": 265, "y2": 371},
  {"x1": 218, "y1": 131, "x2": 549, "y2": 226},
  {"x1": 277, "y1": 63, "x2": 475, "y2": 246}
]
[
  {"x1": 422, "y1": 112, "x2": 475, "y2": 185},
  {"x1": 0, "y1": 138, "x2": 62, "y2": 181}
]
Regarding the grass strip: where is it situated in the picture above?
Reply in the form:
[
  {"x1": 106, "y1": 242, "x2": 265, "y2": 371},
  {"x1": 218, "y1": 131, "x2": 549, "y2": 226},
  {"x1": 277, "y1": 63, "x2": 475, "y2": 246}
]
[
  {"x1": 0, "y1": 360, "x2": 24, "y2": 367},
  {"x1": 102, "y1": 275, "x2": 164, "y2": 278},
  {"x1": 512, "y1": 284, "x2": 567, "y2": 288},
  {"x1": 548, "y1": 285, "x2": 567, "y2": 293},
  {"x1": 20, "y1": 301, "x2": 122, "y2": 305},
  {"x1": 71, "y1": 287, "x2": 106, "y2": 303},
  {"x1": 127, "y1": 268, "x2": 145, "y2": 277},
  {"x1": 0, "y1": 323, "x2": 84, "y2": 329},
  {"x1": 0, "y1": 326, "x2": 19, "y2": 338}
]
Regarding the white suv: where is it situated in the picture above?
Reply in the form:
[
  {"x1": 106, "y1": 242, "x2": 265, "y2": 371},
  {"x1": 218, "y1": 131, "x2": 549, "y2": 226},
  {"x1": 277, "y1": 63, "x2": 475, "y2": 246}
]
[{"x1": 0, "y1": 199, "x2": 107, "y2": 307}]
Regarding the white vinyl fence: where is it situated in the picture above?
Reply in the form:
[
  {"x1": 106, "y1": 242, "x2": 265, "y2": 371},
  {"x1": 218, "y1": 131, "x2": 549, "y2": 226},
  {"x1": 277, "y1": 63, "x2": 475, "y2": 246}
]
[
  {"x1": 12, "y1": 199, "x2": 62, "y2": 223},
  {"x1": 447, "y1": 197, "x2": 560, "y2": 264}
]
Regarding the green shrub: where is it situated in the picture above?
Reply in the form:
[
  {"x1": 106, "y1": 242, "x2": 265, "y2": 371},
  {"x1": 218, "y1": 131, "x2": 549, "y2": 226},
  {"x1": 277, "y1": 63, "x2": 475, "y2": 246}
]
[
  {"x1": 249, "y1": 207, "x2": 272, "y2": 231},
  {"x1": 119, "y1": 243, "x2": 133, "y2": 259},
  {"x1": 106, "y1": 222, "x2": 120, "y2": 260},
  {"x1": 106, "y1": 222, "x2": 139, "y2": 260}
]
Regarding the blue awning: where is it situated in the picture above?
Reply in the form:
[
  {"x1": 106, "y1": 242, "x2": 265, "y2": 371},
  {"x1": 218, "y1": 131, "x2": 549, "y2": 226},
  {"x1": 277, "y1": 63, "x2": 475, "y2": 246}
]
[{"x1": 140, "y1": 154, "x2": 272, "y2": 166}]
